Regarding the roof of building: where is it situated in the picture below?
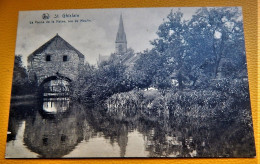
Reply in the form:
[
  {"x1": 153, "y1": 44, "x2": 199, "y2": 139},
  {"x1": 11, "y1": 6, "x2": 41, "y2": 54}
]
[
  {"x1": 115, "y1": 14, "x2": 127, "y2": 43},
  {"x1": 28, "y1": 34, "x2": 85, "y2": 61},
  {"x1": 100, "y1": 54, "x2": 110, "y2": 60}
]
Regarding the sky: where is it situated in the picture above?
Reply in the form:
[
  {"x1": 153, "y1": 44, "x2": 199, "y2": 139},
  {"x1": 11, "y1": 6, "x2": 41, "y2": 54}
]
[{"x1": 16, "y1": 7, "x2": 199, "y2": 66}]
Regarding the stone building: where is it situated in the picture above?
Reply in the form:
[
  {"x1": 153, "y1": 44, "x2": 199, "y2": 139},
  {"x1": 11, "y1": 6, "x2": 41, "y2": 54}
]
[
  {"x1": 115, "y1": 14, "x2": 127, "y2": 54},
  {"x1": 27, "y1": 34, "x2": 85, "y2": 86}
]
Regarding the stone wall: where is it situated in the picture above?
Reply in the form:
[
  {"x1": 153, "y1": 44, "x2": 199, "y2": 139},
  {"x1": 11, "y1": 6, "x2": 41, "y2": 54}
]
[{"x1": 28, "y1": 49, "x2": 84, "y2": 85}]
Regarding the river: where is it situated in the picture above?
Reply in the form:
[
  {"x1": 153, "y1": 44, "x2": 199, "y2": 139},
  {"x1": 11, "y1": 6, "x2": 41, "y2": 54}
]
[{"x1": 5, "y1": 96, "x2": 255, "y2": 158}]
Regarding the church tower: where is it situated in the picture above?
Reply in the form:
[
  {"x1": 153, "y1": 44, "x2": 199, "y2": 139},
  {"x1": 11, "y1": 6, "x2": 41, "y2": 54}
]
[{"x1": 115, "y1": 14, "x2": 127, "y2": 54}]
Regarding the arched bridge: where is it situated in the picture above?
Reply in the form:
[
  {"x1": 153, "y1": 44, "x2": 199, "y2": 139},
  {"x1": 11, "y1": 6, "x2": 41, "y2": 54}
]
[{"x1": 39, "y1": 73, "x2": 72, "y2": 97}]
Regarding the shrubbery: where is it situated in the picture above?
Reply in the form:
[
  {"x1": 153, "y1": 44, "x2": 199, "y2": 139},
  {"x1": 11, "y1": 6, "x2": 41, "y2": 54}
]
[
  {"x1": 12, "y1": 55, "x2": 37, "y2": 95},
  {"x1": 104, "y1": 78, "x2": 254, "y2": 157}
]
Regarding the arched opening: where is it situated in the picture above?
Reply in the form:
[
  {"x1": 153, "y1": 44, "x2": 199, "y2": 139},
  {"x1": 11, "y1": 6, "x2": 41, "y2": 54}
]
[{"x1": 39, "y1": 76, "x2": 72, "y2": 98}]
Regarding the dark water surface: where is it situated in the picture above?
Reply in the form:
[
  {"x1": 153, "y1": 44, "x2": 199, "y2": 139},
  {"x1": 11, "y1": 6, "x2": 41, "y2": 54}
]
[{"x1": 5, "y1": 97, "x2": 255, "y2": 158}]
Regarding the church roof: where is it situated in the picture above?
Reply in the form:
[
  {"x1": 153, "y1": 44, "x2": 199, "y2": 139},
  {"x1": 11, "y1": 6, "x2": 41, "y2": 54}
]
[
  {"x1": 115, "y1": 14, "x2": 127, "y2": 43},
  {"x1": 28, "y1": 34, "x2": 84, "y2": 61}
]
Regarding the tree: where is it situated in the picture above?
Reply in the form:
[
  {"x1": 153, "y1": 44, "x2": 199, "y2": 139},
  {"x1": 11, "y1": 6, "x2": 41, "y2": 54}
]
[
  {"x1": 12, "y1": 55, "x2": 31, "y2": 95},
  {"x1": 151, "y1": 9, "x2": 188, "y2": 90},
  {"x1": 142, "y1": 7, "x2": 248, "y2": 90},
  {"x1": 188, "y1": 7, "x2": 246, "y2": 79},
  {"x1": 74, "y1": 53, "x2": 136, "y2": 102}
]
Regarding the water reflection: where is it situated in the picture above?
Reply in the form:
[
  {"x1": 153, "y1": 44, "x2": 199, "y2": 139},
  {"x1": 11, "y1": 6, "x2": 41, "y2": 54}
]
[
  {"x1": 42, "y1": 97, "x2": 70, "y2": 114},
  {"x1": 24, "y1": 113, "x2": 83, "y2": 157},
  {"x1": 6, "y1": 97, "x2": 255, "y2": 158},
  {"x1": 23, "y1": 98, "x2": 85, "y2": 158}
]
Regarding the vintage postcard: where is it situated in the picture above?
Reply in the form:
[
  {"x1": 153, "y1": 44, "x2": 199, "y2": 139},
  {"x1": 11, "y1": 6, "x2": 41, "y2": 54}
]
[{"x1": 5, "y1": 7, "x2": 256, "y2": 158}]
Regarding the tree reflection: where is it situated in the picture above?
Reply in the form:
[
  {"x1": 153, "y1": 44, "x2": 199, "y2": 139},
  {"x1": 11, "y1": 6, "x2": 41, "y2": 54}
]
[
  {"x1": 83, "y1": 105, "x2": 130, "y2": 157},
  {"x1": 7, "y1": 101, "x2": 36, "y2": 142},
  {"x1": 104, "y1": 95, "x2": 255, "y2": 158},
  {"x1": 7, "y1": 97, "x2": 255, "y2": 158}
]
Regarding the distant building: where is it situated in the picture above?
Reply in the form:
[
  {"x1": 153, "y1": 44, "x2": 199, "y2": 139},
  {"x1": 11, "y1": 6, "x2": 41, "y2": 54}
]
[
  {"x1": 97, "y1": 14, "x2": 128, "y2": 65},
  {"x1": 97, "y1": 54, "x2": 110, "y2": 65},
  {"x1": 115, "y1": 14, "x2": 127, "y2": 54},
  {"x1": 27, "y1": 34, "x2": 85, "y2": 86}
]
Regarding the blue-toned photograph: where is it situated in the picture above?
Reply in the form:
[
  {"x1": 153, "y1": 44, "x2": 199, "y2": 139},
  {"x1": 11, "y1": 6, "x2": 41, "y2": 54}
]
[{"x1": 6, "y1": 7, "x2": 255, "y2": 158}]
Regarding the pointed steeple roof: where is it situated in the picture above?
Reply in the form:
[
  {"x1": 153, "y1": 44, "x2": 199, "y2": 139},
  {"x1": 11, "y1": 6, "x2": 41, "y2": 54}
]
[
  {"x1": 115, "y1": 14, "x2": 127, "y2": 43},
  {"x1": 28, "y1": 34, "x2": 84, "y2": 61}
]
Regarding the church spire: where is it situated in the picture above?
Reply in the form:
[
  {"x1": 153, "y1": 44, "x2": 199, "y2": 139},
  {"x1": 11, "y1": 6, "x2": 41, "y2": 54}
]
[{"x1": 115, "y1": 14, "x2": 127, "y2": 54}]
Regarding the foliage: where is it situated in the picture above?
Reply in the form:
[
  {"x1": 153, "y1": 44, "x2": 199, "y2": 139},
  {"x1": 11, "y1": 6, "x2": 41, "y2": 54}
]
[
  {"x1": 12, "y1": 55, "x2": 36, "y2": 95},
  {"x1": 72, "y1": 52, "x2": 136, "y2": 102},
  {"x1": 133, "y1": 7, "x2": 247, "y2": 91},
  {"x1": 104, "y1": 78, "x2": 254, "y2": 157},
  {"x1": 71, "y1": 7, "x2": 248, "y2": 103}
]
